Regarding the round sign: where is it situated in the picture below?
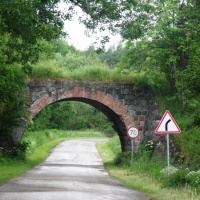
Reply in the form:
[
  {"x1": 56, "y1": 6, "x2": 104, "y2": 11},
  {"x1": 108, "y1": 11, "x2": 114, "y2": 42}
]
[{"x1": 127, "y1": 126, "x2": 140, "y2": 139}]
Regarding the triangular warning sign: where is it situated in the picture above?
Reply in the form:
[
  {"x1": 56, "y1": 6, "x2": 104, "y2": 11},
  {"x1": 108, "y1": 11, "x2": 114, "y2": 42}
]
[{"x1": 155, "y1": 110, "x2": 181, "y2": 134}]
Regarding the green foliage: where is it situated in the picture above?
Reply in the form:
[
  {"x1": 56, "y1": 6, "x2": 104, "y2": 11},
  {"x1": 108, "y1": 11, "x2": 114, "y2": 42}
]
[
  {"x1": 31, "y1": 61, "x2": 142, "y2": 84},
  {"x1": 0, "y1": 0, "x2": 65, "y2": 70},
  {"x1": 107, "y1": 136, "x2": 121, "y2": 154},
  {"x1": 114, "y1": 152, "x2": 131, "y2": 167},
  {"x1": 23, "y1": 129, "x2": 105, "y2": 155},
  {"x1": 3, "y1": 142, "x2": 30, "y2": 160},
  {"x1": 30, "y1": 39, "x2": 141, "y2": 83},
  {"x1": 176, "y1": 63, "x2": 200, "y2": 111},
  {"x1": 186, "y1": 170, "x2": 200, "y2": 188},
  {"x1": 157, "y1": 96, "x2": 200, "y2": 170},
  {"x1": 0, "y1": 65, "x2": 28, "y2": 138},
  {"x1": 176, "y1": 127, "x2": 200, "y2": 170},
  {"x1": 114, "y1": 0, "x2": 200, "y2": 171},
  {"x1": 31, "y1": 61, "x2": 67, "y2": 79},
  {"x1": 102, "y1": 126, "x2": 116, "y2": 138},
  {"x1": 116, "y1": 39, "x2": 171, "y2": 94},
  {"x1": 48, "y1": 102, "x2": 76, "y2": 130},
  {"x1": 29, "y1": 102, "x2": 75, "y2": 131},
  {"x1": 71, "y1": 64, "x2": 113, "y2": 82},
  {"x1": 116, "y1": 0, "x2": 200, "y2": 98},
  {"x1": 29, "y1": 101, "x2": 117, "y2": 137},
  {"x1": 105, "y1": 137, "x2": 200, "y2": 192},
  {"x1": 165, "y1": 167, "x2": 189, "y2": 187},
  {"x1": 51, "y1": 39, "x2": 77, "y2": 56},
  {"x1": 98, "y1": 44, "x2": 124, "y2": 68},
  {"x1": 163, "y1": 167, "x2": 200, "y2": 192}
]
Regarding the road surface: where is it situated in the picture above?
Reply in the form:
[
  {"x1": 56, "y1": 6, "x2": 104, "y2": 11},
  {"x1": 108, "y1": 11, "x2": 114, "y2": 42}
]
[{"x1": 0, "y1": 139, "x2": 149, "y2": 200}]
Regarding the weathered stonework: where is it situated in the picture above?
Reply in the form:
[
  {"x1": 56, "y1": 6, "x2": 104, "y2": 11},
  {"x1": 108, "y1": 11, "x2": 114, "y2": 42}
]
[{"x1": 13, "y1": 79, "x2": 161, "y2": 152}]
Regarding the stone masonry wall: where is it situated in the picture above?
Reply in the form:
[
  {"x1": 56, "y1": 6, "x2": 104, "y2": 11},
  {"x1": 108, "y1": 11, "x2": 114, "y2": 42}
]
[{"x1": 17, "y1": 79, "x2": 161, "y2": 152}]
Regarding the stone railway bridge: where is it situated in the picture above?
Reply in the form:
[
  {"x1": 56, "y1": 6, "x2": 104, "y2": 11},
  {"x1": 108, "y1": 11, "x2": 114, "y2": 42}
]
[{"x1": 13, "y1": 79, "x2": 161, "y2": 151}]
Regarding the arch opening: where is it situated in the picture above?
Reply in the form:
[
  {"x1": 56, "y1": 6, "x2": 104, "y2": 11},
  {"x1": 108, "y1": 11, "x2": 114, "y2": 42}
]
[
  {"x1": 65, "y1": 97, "x2": 128, "y2": 151},
  {"x1": 28, "y1": 97, "x2": 128, "y2": 152}
]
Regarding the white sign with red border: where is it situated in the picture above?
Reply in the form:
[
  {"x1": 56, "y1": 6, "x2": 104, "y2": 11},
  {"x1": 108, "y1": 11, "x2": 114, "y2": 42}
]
[
  {"x1": 127, "y1": 126, "x2": 140, "y2": 139},
  {"x1": 155, "y1": 110, "x2": 181, "y2": 134}
]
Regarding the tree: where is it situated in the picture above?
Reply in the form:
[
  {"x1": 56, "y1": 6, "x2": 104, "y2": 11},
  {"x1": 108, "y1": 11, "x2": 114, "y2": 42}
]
[
  {"x1": 99, "y1": 43, "x2": 124, "y2": 68},
  {"x1": 116, "y1": 0, "x2": 200, "y2": 94},
  {"x1": 30, "y1": 101, "x2": 115, "y2": 135},
  {"x1": 0, "y1": 64, "x2": 28, "y2": 147},
  {"x1": 0, "y1": 0, "x2": 65, "y2": 72}
]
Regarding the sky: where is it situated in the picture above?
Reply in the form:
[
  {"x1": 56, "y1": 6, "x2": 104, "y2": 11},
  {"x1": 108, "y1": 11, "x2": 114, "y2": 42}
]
[
  {"x1": 64, "y1": 20, "x2": 121, "y2": 51},
  {"x1": 60, "y1": 4, "x2": 121, "y2": 51}
]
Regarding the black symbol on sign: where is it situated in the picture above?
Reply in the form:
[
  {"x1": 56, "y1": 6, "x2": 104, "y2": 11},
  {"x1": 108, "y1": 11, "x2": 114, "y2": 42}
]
[
  {"x1": 165, "y1": 119, "x2": 171, "y2": 131},
  {"x1": 130, "y1": 130, "x2": 137, "y2": 136}
]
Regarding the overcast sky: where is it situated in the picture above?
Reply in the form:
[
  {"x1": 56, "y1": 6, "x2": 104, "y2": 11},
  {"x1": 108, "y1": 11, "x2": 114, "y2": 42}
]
[{"x1": 60, "y1": 4, "x2": 121, "y2": 51}]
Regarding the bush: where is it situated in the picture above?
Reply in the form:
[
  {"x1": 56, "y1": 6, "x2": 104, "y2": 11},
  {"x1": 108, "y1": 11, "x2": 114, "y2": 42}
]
[
  {"x1": 114, "y1": 152, "x2": 131, "y2": 166},
  {"x1": 162, "y1": 167, "x2": 200, "y2": 191},
  {"x1": 176, "y1": 127, "x2": 200, "y2": 170},
  {"x1": 0, "y1": 64, "x2": 28, "y2": 140},
  {"x1": 103, "y1": 126, "x2": 116, "y2": 137},
  {"x1": 186, "y1": 170, "x2": 200, "y2": 189},
  {"x1": 4, "y1": 142, "x2": 30, "y2": 160},
  {"x1": 164, "y1": 167, "x2": 189, "y2": 187}
]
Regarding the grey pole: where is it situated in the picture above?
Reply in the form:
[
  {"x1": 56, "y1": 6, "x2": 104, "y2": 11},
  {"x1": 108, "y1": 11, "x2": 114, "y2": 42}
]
[
  {"x1": 167, "y1": 134, "x2": 170, "y2": 177},
  {"x1": 131, "y1": 139, "x2": 134, "y2": 167}
]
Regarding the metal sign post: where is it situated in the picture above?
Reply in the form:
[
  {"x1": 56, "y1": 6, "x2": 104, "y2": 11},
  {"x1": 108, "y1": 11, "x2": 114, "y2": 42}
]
[
  {"x1": 127, "y1": 126, "x2": 140, "y2": 167},
  {"x1": 131, "y1": 139, "x2": 134, "y2": 167},
  {"x1": 167, "y1": 134, "x2": 170, "y2": 177}
]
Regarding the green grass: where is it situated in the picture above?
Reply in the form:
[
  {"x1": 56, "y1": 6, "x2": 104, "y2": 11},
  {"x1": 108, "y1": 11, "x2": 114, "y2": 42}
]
[
  {"x1": 0, "y1": 138, "x2": 66, "y2": 185},
  {"x1": 30, "y1": 62, "x2": 145, "y2": 84},
  {"x1": 0, "y1": 130, "x2": 105, "y2": 185},
  {"x1": 97, "y1": 137, "x2": 200, "y2": 200}
]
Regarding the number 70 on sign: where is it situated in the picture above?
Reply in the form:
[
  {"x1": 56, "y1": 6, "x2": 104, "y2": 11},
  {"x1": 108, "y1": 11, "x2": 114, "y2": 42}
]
[{"x1": 127, "y1": 126, "x2": 140, "y2": 139}]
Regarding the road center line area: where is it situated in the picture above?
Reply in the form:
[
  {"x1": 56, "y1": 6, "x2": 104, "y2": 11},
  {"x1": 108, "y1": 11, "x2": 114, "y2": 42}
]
[{"x1": 0, "y1": 139, "x2": 149, "y2": 200}]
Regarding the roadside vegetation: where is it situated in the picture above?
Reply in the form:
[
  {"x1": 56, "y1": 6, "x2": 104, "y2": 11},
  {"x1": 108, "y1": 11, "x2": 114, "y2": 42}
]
[
  {"x1": 0, "y1": 1, "x2": 199, "y2": 199},
  {"x1": 0, "y1": 129, "x2": 104, "y2": 185},
  {"x1": 97, "y1": 137, "x2": 200, "y2": 200}
]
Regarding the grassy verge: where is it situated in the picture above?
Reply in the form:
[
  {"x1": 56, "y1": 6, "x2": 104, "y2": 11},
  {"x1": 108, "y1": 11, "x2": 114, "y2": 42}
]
[
  {"x1": 0, "y1": 138, "x2": 66, "y2": 185},
  {"x1": 97, "y1": 138, "x2": 200, "y2": 200},
  {"x1": 30, "y1": 62, "x2": 145, "y2": 84},
  {"x1": 0, "y1": 130, "x2": 105, "y2": 185}
]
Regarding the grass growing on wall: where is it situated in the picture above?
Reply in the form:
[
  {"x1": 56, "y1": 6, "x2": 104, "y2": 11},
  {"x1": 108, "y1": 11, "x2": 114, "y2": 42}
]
[{"x1": 30, "y1": 62, "x2": 145, "y2": 84}]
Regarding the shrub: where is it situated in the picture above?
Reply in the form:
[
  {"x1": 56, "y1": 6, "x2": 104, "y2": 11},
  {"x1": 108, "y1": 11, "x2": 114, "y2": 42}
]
[
  {"x1": 186, "y1": 170, "x2": 200, "y2": 188},
  {"x1": 0, "y1": 64, "x2": 28, "y2": 143},
  {"x1": 4, "y1": 142, "x2": 30, "y2": 160},
  {"x1": 165, "y1": 167, "x2": 189, "y2": 187},
  {"x1": 114, "y1": 152, "x2": 131, "y2": 166},
  {"x1": 103, "y1": 126, "x2": 116, "y2": 137}
]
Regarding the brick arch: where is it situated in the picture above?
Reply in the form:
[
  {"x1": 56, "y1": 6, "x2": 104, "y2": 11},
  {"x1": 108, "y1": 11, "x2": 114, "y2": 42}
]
[
  {"x1": 30, "y1": 86, "x2": 134, "y2": 127},
  {"x1": 29, "y1": 86, "x2": 135, "y2": 151}
]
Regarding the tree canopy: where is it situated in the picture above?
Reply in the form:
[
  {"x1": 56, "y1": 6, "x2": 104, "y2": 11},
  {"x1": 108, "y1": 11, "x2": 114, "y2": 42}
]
[{"x1": 0, "y1": 0, "x2": 200, "y2": 166}]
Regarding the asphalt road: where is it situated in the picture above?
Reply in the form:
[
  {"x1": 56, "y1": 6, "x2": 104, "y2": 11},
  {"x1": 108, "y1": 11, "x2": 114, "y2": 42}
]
[{"x1": 0, "y1": 139, "x2": 149, "y2": 200}]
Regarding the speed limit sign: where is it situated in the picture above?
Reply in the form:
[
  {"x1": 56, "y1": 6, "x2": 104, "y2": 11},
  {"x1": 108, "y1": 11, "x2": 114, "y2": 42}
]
[{"x1": 127, "y1": 126, "x2": 140, "y2": 139}]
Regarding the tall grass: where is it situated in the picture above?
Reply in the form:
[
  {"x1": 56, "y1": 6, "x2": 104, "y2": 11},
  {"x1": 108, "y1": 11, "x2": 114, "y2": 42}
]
[
  {"x1": 30, "y1": 61, "x2": 69, "y2": 79},
  {"x1": 30, "y1": 61, "x2": 145, "y2": 84}
]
